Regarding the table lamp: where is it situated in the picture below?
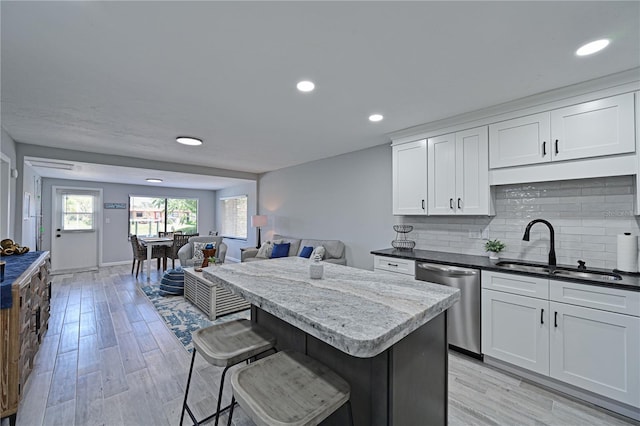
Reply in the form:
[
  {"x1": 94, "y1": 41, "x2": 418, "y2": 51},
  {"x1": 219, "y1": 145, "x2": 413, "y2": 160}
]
[{"x1": 251, "y1": 215, "x2": 268, "y2": 248}]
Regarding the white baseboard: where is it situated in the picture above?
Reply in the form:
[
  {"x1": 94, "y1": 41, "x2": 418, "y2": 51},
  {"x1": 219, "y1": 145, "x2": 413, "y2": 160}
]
[{"x1": 100, "y1": 260, "x2": 131, "y2": 267}]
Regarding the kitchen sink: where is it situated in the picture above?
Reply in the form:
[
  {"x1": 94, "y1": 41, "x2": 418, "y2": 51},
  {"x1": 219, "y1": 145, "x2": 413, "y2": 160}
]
[
  {"x1": 494, "y1": 261, "x2": 550, "y2": 274},
  {"x1": 495, "y1": 261, "x2": 622, "y2": 281},
  {"x1": 552, "y1": 268, "x2": 622, "y2": 281}
]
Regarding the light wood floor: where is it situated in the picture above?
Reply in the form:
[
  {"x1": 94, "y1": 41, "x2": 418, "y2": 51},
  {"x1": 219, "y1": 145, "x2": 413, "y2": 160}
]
[{"x1": 2, "y1": 264, "x2": 637, "y2": 426}]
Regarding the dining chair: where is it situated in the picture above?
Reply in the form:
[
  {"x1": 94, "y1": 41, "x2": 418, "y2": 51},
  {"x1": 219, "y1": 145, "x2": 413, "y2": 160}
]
[
  {"x1": 168, "y1": 234, "x2": 191, "y2": 269},
  {"x1": 130, "y1": 235, "x2": 165, "y2": 278}
]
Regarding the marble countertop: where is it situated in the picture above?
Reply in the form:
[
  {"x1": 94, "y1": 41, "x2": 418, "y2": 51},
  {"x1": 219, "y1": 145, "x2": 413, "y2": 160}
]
[
  {"x1": 371, "y1": 248, "x2": 640, "y2": 291},
  {"x1": 202, "y1": 257, "x2": 459, "y2": 358}
]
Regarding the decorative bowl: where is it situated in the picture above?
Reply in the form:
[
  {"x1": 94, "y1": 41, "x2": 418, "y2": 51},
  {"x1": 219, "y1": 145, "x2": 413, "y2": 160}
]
[
  {"x1": 391, "y1": 240, "x2": 416, "y2": 250},
  {"x1": 393, "y1": 225, "x2": 413, "y2": 233}
]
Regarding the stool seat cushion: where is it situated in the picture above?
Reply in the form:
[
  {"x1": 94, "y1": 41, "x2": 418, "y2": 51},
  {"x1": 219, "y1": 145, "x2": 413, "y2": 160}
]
[
  {"x1": 192, "y1": 319, "x2": 276, "y2": 367},
  {"x1": 159, "y1": 267, "x2": 185, "y2": 295},
  {"x1": 231, "y1": 350, "x2": 351, "y2": 426}
]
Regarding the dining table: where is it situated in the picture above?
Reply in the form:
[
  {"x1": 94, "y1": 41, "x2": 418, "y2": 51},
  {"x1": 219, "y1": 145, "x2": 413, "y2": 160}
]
[{"x1": 138, "y1": 236, "x2": 174, "y2": 281}]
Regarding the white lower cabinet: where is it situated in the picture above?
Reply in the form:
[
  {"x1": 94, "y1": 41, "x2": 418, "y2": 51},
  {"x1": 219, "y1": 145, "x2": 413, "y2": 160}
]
[
  {"x1": 549, "y1": 301, "x2": 640, "y2": 407},
  {"x1": 373, "y1": 255, "x2": 415, "y2": 276},
  {"x1": 482, "y1": 289, "x2": 549, "y2": 375},
  {"x1": 482, "y1": 271, "x2": 640, "y2": 408}
]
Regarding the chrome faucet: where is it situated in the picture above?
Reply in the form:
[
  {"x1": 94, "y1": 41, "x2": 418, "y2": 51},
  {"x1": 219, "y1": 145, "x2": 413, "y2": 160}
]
[{"x1": 522, "y1": 219, "x2": 556, "y2": 268}]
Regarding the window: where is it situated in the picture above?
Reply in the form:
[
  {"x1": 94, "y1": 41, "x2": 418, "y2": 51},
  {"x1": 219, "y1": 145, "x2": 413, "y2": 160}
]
[
  {"x1": 129, "y1": 196, "x2": 198, "y2": 237},
  {"x1": 220, "y1": 195, "x2": 247, "y2": 239},
  {"x1": 62, "y1": 193, "x2": 95, "y2": 231}
]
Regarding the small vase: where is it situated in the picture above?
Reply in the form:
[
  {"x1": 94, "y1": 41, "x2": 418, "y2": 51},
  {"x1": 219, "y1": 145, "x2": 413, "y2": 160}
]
[
  {"x1": 488, "y1": 253, "x2": 500, "y2": 262},
  {"x1": 309, "y1": 256, "x2": 324, "y2": 279}
]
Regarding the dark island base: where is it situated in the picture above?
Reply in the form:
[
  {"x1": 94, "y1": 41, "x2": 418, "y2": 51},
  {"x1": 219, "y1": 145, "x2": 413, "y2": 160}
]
[{"x1": 251, "y1": 307, "x2": 448, "y2": 426}]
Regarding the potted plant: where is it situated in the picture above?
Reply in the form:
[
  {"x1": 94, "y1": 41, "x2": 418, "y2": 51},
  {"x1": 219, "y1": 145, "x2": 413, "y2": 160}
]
[{"x1": 484, "y1": 239, "x2": 506, "y2": 261}]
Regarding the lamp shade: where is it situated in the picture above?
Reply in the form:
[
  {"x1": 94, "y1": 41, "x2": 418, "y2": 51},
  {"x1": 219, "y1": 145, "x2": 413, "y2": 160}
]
[{"x1": 251, "y1": 215, "x2": 268, "y2": 228}]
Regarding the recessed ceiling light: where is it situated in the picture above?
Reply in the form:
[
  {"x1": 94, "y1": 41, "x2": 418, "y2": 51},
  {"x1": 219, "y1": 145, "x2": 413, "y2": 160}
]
[
  {"x1": 369, "y1": 114, "x2": 384, "y2": 122},
  {"x1": 296, "y1": 80, "x2": 315, "y2": 92},
  {"x1": 576, "y1": 39, "x2": 610, "y2": 56},
  {"x1": 146, "y1": 178, "x2": 163, "y2": 183},
  {"x1": 176, "y1": 136, "x2": 203, "y2": 146}
]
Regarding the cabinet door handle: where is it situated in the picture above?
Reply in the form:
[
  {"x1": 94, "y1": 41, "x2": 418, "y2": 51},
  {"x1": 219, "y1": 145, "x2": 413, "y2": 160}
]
[
  {"x1": 457, "y1": 198, "x2": 462, "y2": 209},
  {"x1": 449, "y1": 198, "x2": 454, "y2": 209},
  {"x1": 542, "y1": 141, "x2": 546, "y2": 156},
  {"x1": 421, "y1": 199, "x2": 425, "y2": 210},
  {"x1": 555, "y1": 139, "x2": 559, "y2": 155},
  {"x1": 541, "y1": 308, "x2": 544, "y2": 324},
  {"x1": 387, "y1": 263, "x2": 398, "y2": 267},
  {"x1": 554, "y1": 311, "x2": 558, "y2": 328}
]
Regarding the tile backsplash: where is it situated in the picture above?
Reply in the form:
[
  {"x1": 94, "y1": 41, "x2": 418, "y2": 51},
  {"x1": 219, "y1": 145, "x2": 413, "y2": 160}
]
[{"x1": 398, "y1": 176, "x2": 640, "y2": 269}]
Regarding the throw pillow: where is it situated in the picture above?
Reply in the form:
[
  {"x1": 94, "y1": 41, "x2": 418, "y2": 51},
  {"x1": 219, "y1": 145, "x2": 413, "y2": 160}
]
[
  {"x1": 256, "y1": 241, "x2": 273, "y2": 259},
  {"x1": 271, "y1": 242, "x2": 291, "y2": 258},
  {"x1": 310, "y1": 246, "x2": 325, "y2": 260},
  {"x1": 299, "y1": 246, "x2": 314, "y2": 258},
  {"x1": 193, "y1": 241, "x2": 216, "y2": 260}
]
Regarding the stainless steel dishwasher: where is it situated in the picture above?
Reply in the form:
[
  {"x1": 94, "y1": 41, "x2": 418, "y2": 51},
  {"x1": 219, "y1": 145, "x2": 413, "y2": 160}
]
[{"x1": 416, "y1": 262, "x2": 482, "y2": 358}]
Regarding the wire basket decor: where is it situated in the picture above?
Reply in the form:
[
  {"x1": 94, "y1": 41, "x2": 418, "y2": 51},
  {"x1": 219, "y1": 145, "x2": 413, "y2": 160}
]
[{"x1": 391, "y1": 225, "x2": 416, "y2": 250}]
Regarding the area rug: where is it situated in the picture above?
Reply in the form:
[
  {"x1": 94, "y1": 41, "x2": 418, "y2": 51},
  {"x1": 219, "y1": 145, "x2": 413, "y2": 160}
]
[{"x1": 140, "y1": 284, "x2": 249, "y2": 352}]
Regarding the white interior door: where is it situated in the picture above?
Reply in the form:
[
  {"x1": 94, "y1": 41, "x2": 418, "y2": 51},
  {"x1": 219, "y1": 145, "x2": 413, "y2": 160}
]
[{"x1": 51, "y1": 186, "x2": 101, "y2": 272}]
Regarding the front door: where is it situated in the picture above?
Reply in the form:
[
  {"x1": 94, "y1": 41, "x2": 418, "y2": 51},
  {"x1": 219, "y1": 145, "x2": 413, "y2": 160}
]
[{"x1": 51, "y1": 186, "x2": 101, "y2": 273}]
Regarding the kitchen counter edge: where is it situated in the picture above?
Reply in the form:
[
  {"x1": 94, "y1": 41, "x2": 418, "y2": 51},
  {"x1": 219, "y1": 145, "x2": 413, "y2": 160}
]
[{"x1": 371, "y1": 248, "x2": 640, "y2": 291}]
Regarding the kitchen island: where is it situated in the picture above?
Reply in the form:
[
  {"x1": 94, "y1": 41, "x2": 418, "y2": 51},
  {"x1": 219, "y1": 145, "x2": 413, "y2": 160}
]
[{"x1": 203, "y1": 257, "x2": 459, "y2": 425}]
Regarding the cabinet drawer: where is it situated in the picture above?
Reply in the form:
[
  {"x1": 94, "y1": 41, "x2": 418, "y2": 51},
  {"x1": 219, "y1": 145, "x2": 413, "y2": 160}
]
[
  {"x1": 482, "y1": 271, "x2": 549, "y2": 299},
  {"x1": 374, "y1": 256, "x2": 415, "y2": 276},
  {"x1": 550, "y1": 280, "x2": 640, "y2": 317}
]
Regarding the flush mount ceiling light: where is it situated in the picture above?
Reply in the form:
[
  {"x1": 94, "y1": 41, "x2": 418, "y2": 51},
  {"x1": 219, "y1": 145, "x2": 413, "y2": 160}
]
[
  {"x1": 296, "y1": 80, "x2": 315, "y2": 92},
  {"x1": 369, "y1": 114, "x2": 384, "y2": 122},
  {"x1": 146, "y1": 178, "x2": 163, "y2": 183},
  {"x1": 576, "y1": 39, "x2": 610, "y2": 56},
  {"x1": 176, "y1": 136, "x2": 203, "y2": 146}
]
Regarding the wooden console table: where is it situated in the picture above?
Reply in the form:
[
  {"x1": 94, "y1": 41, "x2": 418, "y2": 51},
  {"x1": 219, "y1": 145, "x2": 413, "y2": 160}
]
[
  {"x1": 1, "y1": 251, "x2": 51, "y2": 426},
  {"x1": 183, "y1": 267, "x2": 249, "y2": 320}
]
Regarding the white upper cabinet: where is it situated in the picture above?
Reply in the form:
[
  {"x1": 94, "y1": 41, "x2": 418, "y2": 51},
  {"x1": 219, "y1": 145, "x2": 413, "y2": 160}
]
[
  {"x1": 392, "y1": 139, "x2": 427, "y2": 215},
  {"x1": 489, "y1": 112, "x2": 550, "y2": 168},
  {"x1": 489, "y1": 93, "x2": 635, "y2": 169},
  {"x1": 428, "y1": 126, "x2": 492, "y2": 215},
  {"x1": 427, "y1": 133, "x2": 456, "y2": 214},
  {"x1": 551, "y1": 93, "x2": 635, "y2": 162}
]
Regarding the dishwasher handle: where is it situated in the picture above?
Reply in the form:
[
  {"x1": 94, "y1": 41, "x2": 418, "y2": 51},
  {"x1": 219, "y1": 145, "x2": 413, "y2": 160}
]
[{"x1": 417, "y1": 262, "x2": 478, "y2": 276}]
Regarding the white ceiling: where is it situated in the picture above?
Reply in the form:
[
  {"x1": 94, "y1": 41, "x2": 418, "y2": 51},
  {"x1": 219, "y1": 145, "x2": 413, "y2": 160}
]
[{"x1": 2, "y1": 1, "x2": 639, "y2": 187}]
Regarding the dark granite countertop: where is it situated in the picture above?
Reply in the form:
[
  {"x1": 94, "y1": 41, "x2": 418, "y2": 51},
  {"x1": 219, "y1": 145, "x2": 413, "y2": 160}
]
[{"x1": 371, "y1": 248, "x2": 640, "y2": 292}]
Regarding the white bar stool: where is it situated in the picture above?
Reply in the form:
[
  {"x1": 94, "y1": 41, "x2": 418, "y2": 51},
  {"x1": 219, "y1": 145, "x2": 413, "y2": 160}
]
[
  {"x1": 227, "y1": 350, "x2": 353, "y2": 426},
  {"x1": 180, "y1": 319, "x2": 276, "y2": 426}
]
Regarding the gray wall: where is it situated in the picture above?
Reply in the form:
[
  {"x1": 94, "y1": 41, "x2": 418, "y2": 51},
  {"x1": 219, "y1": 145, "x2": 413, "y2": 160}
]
[
  {"x1": 258, "y1": 144, "x2": 395, "y2": 270},
  {"x1": 1, "y1": 128, "x2": 18, "y2": 239},
  {"x1": 41, "y1": 178, "x2": 217, "y2": 264},
  {"x1": 216, "y1": 181, "x2": 258, "y2": 262}
]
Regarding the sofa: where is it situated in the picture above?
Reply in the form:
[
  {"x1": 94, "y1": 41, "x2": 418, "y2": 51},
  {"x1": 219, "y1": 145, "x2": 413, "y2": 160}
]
[
  {"x1": 241, "y1": 234, "x2": 346, "y2": 265},
  {"x1": 178, "y1": 236, "x2": 228, "y2": 267}
]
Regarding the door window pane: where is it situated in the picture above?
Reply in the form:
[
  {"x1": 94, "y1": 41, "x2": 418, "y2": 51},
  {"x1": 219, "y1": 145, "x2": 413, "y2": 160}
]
[{"x1": 62, "y1": 194, "x2": 95, "y2": 230}]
